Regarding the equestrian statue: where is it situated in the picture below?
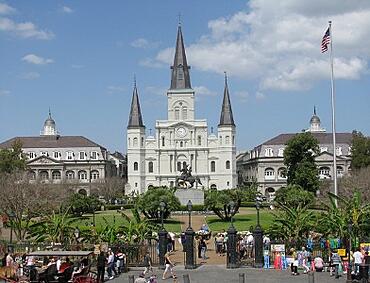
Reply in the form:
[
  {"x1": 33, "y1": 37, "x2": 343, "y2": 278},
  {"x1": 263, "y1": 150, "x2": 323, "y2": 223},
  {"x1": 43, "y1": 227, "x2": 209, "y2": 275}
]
[{"x1": 176, "y1": 164, "x2": 202, "y2": 189}]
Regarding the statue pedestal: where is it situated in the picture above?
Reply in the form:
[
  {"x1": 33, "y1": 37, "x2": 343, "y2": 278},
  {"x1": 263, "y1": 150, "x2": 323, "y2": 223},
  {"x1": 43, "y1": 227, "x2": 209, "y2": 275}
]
[{"x1": 175, "y1": 188, "x2": 204, "y2": 205}]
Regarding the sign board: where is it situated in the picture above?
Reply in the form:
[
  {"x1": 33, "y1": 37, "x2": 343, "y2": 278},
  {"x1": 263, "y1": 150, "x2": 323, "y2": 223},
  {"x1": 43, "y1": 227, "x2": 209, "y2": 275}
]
[
  {"x1": 271, "y1": 244, "x2": 285, "y2": 252},
  {"x1": 337, "y1": 249, "x2": 346, "y2": 257}
]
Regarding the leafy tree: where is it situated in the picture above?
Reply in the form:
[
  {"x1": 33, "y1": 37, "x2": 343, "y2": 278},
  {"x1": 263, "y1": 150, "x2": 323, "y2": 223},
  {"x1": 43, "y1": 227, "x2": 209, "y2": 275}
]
[
  {"x1": 0, "y1": 140, "x2": 26, "y2": 174},
  {"x1": 136, "y1": 187, "x2": 181, "y2": 220},
  {"x1": 63, "y1": 193, "x2": 101, "y2": 216},
  {"x1": 239, "y1": 181, "x2": 259, "y2": 202},
  {"x1": 28, "y1": 208, "x2": 80, "y2": 243},
  {"x1": 284, "y1": 132, "x2": 320, "y2": 192},
  {"x1": 267, "y1": 202, "x2": 314, "y2": 247},
  {"x1": 274, "y1": 184, "x2": 314, "y2": 209},
  {"x1": 91, "y1": 177, "x2": 125, "y2": 202},
  {"x1": 204, "y1": 188, "x2": 243, "y2": 221},
  {"x1": 338, "y1": 167, "x2": 370, "y2": 202},
  {"x1": 351, "y1": 131, "x2": 370, "y2": 170}
]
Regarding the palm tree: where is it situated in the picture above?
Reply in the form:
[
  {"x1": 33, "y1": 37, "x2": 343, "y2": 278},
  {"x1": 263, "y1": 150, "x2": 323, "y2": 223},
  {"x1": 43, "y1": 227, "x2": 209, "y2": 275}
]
[{"x1": 28, "y1": 208, "x2": 79, "y2": 243}]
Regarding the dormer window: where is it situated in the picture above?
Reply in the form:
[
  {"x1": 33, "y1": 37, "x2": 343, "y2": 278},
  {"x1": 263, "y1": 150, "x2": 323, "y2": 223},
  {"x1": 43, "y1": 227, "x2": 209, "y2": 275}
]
[
  {"x1": 264, "y1": 148, "x2": 273, "y2": 157},
  {"x1": 91, "y1": 151, "x2": 98, "y2": 160},
  {"x1": 278, "y1": 148, "x2": 284, "y2": 157},
  {"x1": 79, "y1": 151, "x2": 86, "y2": 160},
  {"x1": 40, "y1": 151, "x2": 48, "y2": 157},
  {"x1": 53, "y1": 151, "x2": 61, "y2": 159},
  {"x1": 28, "y1": 152, "x2": 36, "y2": 159},
  {"x1": 66, "y1": 151, "x2": 74, "y2": 160}
]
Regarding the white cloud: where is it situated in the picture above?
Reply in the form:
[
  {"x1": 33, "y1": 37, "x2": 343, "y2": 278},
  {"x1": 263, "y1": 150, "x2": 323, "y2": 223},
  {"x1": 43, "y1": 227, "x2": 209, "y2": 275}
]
[
  {"x1": 256, "y1": 92, "x2": 266, "y2": 100},
  {"x1": 151, "y1": 0, "x2": 370, "y2": 91},
  {"x1": 62, "y1": 6, "x2": 73, "y2": 14},
  {"x1": 131, "y1": 38, "x2": 160, "y2": 49},
  {"x1": 139, "y1": 58, "x2": 166, "y2": 68},
  {"x1": 22, "y1": 54, "x2": 54, "y2": 65},
  {"x1": 0, "y1": 89, "x2": 10, "y2": 96},
  {"x1": 0, "y1": 17, "x2": 54, "y2": 39},
  {"x1": 0, "y1": 3, "x2": 15, "y2": 15},
  {"x1": 193, "y1": 86, "x2": 217, "y2": 96}
]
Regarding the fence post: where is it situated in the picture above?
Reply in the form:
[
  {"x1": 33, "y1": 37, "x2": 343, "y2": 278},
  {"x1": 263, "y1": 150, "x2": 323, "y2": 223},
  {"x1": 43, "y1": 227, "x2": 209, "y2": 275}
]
[
  {"x1": 128, "y1": 275, "x2": 134, "y2": 283},
  {"x1": 239, "y1": 273, "x2": 245, "y2": 283},
  {"x1": 183, "y1": 274, "x2": 191, "y2": 283},
  {"x1": 308, "y1": 272, "x2": 314, "y2": 283}
]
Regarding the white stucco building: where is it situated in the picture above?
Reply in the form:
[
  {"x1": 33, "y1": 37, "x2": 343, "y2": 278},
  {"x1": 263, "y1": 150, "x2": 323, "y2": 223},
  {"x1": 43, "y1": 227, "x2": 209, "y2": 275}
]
[{"x1": 125, "y1": 25, "x2": 237, "y2": 194}]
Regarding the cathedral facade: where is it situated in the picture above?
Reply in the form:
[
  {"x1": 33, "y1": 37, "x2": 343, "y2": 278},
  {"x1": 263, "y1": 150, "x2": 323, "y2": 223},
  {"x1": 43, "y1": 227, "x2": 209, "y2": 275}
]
[{"x1": 125, "y1": 25, "x2": 237, "y2": 194}]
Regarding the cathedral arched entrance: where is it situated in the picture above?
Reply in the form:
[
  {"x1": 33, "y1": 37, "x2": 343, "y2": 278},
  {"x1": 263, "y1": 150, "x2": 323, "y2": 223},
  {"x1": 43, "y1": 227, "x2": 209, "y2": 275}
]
[
  {"x1": 210, "y1": 184, "x2": 217, "y2": 190},
  {"x1": 78, "y1": 188, "x2": 87, "y2": 196}
]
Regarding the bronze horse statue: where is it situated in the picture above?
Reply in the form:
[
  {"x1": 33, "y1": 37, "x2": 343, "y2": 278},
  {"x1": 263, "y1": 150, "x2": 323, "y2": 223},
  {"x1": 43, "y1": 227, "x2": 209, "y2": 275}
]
[{"x1": 176, "y1": 165, "x2": 202, "y2": 189}]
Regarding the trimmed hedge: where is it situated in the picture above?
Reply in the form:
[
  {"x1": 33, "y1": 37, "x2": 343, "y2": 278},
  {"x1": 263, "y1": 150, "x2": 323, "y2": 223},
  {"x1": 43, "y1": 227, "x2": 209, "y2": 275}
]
[
  {"x1": 240, "y1": 201, "x2": 269, "y2": 208},
  {"x1": 179, "y1": 204, "x2": 205, "y2": 211},
  {"x1": 104, "y1": 204, "x2": 134, "y2": 211}
]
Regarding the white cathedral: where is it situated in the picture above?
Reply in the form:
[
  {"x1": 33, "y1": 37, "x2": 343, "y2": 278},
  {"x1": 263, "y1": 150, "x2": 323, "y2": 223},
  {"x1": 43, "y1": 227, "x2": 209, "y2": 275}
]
[{"x1": 125, "y1": 25, "x2": 237, "y2": 194}]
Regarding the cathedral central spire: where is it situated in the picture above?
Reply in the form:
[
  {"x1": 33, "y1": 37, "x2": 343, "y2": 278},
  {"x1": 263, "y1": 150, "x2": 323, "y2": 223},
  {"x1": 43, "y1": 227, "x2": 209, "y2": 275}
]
[
  {"x1": 218, "y1": 72, "x2": 235, "y2": 127},
  {"x1": 127, "y1": 82, "x2": 145, "y2": 129},
  {"x1": 170, "y1": 24, "x2": 191, "y2": 90}
]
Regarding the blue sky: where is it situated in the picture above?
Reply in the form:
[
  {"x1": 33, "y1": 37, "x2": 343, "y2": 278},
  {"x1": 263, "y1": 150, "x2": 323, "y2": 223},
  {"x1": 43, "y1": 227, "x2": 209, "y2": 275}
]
[{"x1": 1, "y1": 0, "x2": 369, "y2": 153}]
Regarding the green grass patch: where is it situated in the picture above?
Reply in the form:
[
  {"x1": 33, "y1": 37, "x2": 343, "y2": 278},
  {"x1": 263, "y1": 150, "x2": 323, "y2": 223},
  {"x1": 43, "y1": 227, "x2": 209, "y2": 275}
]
[
  {"x1": 206, "y1": 209, "x2": 274, "y2": 232},
  {"x1": 74, "y1": 210, "x2": 182, "y2": 233}
]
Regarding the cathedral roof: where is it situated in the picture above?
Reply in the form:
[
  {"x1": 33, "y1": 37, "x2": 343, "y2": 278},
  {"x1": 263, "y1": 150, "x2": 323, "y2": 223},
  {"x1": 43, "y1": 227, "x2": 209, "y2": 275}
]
[
  {"x1": 170, "y1": 24, "x2": 191, "y2": 90},
  {"x1": 218, "y1": 74, "x2": 235, "y2": 127},
  {"x1": 127, "y1": 84, "x2": 145, "y2": 129}
]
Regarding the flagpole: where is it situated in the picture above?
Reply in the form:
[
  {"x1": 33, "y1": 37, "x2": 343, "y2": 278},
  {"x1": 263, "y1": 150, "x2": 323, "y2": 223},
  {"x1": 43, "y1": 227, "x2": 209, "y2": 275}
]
[{"x1": 328, "y1": 20, "x2": 338, "y2": 207}]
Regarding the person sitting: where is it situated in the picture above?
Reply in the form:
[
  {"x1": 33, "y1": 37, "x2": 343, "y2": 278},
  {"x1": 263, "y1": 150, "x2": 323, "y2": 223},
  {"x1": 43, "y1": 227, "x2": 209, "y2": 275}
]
[
  {"x1": 200, "y1": 224, "x2": 209, "y2": 232},
  {"x1": 314, "y1": 256, "x2": 324, "y2": 272}
]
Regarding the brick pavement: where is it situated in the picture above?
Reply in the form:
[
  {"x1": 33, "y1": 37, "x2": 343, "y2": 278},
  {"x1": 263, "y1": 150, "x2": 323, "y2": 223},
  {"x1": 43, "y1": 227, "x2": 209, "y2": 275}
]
[{"x1": 115, "y1": 265, "x2": 347, "y2": 283}]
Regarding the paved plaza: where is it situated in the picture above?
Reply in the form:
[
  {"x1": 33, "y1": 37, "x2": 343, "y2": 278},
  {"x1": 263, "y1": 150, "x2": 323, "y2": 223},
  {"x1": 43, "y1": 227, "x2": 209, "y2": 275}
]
[{"x1": 116, "y1": 265, "x2": 347, "y2": 283}]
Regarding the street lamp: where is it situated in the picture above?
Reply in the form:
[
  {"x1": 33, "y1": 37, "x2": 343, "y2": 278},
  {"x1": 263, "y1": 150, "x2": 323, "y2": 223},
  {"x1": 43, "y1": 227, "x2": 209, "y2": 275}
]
[
  {"x1": 255, "y1": 195, "x2": 262, "y2": 228},
  {"x1": 187, "y1": 200, "x2": 193, "y2": 229},
  {"x1": 228, "y1": 201, "x2": 235, "y2": 227},
  {"x1": 254, "y1": 194, "x2": 264, "y2": 268},
  {"x1": 160, "y1": 201, "x2": 166, "y2": 229},
  {"x1": 346, "y1": 221, "x2": 353, "y2": 283}
]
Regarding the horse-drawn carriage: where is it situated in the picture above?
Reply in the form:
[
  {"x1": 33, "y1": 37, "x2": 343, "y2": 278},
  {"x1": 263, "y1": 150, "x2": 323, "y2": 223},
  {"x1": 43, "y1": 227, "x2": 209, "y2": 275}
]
[{"x1": 0, "y1": 250, "x2": 97, "y2": 283}]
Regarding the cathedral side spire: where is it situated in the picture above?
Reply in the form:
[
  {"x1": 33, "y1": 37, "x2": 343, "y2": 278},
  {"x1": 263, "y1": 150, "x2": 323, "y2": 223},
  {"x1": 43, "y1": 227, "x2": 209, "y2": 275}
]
[
  {"x1": 170, "y1": 24, "x2": 191, "y2": 90},
  {"x1": 218, "y1": 72, "x2": 235, "y2": 127},
  {"x1": 127, "y1": 82, "x2": 145, "y2": 129}
]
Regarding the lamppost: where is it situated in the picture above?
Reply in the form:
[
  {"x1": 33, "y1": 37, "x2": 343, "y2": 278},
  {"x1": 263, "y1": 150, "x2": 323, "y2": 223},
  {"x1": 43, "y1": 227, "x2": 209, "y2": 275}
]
[
  {"x1": 8, "y1": 211, "x2": 15, "y2": 253},
  {"x1": 346, "y1": 221, "x2": 352, "y2": 283},
  {"x1": 185, "y1": 200, "x2": 196, "y2": 269},
  {"x1": 227, "y1": 201, "x2": 238, "y2": 269},
  {"x1": 158, "y1": 201, "x2": 168, "y2": 270},
  {"x1": 253, "y1": 195, "x2": 264, "y2": 268}
]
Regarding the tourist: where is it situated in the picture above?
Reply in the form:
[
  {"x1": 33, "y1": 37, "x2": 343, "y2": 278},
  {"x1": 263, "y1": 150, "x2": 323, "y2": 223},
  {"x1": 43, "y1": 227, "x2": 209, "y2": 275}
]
[
  {"x1": 142, "y1": 251, "x2": 152, "y2": 276},
  {"x1": 301, "y1": 247, "x2": 311, "y2": 273},
  {"x1": 314, "y1": 256, "x2": 324, "y2": 272},
  {"x1": 162, "y1": 252, "x2": 176, "y2": 280},
  {"x1": 200, "y1": 238, "x2": 207, "y2": 260},
  {"x1": 330, "y1": 249, "x2": 342, "y2": 279},
  {"x1": 116, "y1": 250, "x2": 126, "y2": 274},
  {"x1": 197, "y1": 238, "x2": 202, "y2": 259},
  {"x1": 97, "y1": 251, "x2": 106, "y2": 283},
  {"x1": 169, "y1": 232, "x2": 176, "y2": 252},
  {"x1": 353, "y1": 248, "x2": 363, "y2": 275},
  {"x1": 290, "y1": 248, "x2": 298, "y2": 276},
  {"x1": 215, "y1": 234, "x2": 224, "y2": 256},
  {"x1": 246, "y1": 233, "x2": 254, "y2": 258},
  {"x1": 6, "y1": 252, "x2": 14, "y2": 267},
  {"x1": 107, "y1": 250, "x2": 117, "y2": 279}
]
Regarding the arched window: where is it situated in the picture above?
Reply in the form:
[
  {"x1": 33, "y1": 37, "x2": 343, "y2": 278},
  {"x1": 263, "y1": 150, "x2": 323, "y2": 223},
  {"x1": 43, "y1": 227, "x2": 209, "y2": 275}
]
[
  {"x1": 91, "y1": 170, "x2": 100, "y2": 180},
  {"x1": 134, "y1": 162, "x2": 138, "y2": 171},
  {"x1": 141, "y1": 137, "x2": 144, "y2": 147},
  {"x1": 277, "y1": 167, "x2": 287, "y2": 179},
  {"x1": 78, "y1": 170, "x2": 87, "y2": 180},
  {"x1": 66, "y1": 170, "x2": 75, "y2": 179},
  {"x1": 128, "y1": 138, "x2": 131, "y2": 147},
  {"x1": 52, "y1": 171, "x2": 61, "y2": 180},
  {"x1": 337, "y1": 166, "x2": 344, "y2": 177},
  {"x1": 148, "y1": 161, "x2": 153, "y2": 173},
  {"x1": 182, "y1": 106, "x2": 187, "y2": 120},
  {"x1": 210, "y1": 184, "x2": 217, "y2": 189},
  {"x1": 319, "y1": 167, "x2": 330, "y2": 178},
  {"x1": 226, "y1": 160, "x2": 230, "y2": 169},
  {"x1": 39, "y1": 170, "x2": 49, "y2": 180},
  {"x1": 264, "y1": 168, "x2": 275, "y2": 180},
  {"x1": 177, "y1": 162, "x2": 182, "y2": 172},
  {"x1": 198, "y1": 135, "x2": 202, "y2": 146},
  {"x1": 133, "y1": 137, "x2": 138, "y2": 147},
  {"x1": 175, "y1": 107, "x2": 180, "y2": 120},
  {"x1": 210, "y1": 161, "x2": 216, "y2": 172},
  {"x1": 180, "y1": 141, "x2": 183, "y2": 147},
  {"x1": 232, "y1": 136, "x2": 235, "y2": 145},
  {"x1": 219, "y1": 136, "x2": 222, "y2": 145},
  {"x1": 278, "y1": 148, "x2": 284, "y2": 157},
  {"x1": 182, "y1": 161, "x2": 187, "y2": 169},
  {"x1": 225, "y1": 136, "x2": 230, "y2": 144}
]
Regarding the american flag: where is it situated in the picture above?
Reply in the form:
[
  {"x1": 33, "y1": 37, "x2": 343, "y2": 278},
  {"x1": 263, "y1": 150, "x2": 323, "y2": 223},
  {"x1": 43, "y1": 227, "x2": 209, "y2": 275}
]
[{"x1": 321, "y1": 27, "x2": 330, "y2": 53}]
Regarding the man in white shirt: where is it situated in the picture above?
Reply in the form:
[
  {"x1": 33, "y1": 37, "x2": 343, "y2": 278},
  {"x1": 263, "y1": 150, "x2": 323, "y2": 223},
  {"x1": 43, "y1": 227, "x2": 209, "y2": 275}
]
[{"x1": 353, "y1": 248, "x2": 363, "y2": 275}]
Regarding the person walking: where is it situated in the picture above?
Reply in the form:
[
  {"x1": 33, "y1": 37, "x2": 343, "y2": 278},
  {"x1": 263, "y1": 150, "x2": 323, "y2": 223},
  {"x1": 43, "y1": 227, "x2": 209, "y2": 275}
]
[
  {"x1": 162, "y1": 252, "x2": 176, "y2": 280},
  {"x1": 301, "y1": 247, "x2": 311, "y2": 273},
  {"x1": 330, "y1": 249, "x2": 342, "y2": 279},
  {"x1": 200, "y1": 238, "x2": 207, "y2": 260},
  {"x1": 107, "y1": 250, "x2": 117, "y2": 280},
  {"x1": 353, "y1": 248, "x2": 363, "y2": 275},
  {"x1": 142, "y1": 251, "x2": 152, "y2": 276},
  {"x1": 97, "y1": 251, "x2": 106, "y2": 283}
]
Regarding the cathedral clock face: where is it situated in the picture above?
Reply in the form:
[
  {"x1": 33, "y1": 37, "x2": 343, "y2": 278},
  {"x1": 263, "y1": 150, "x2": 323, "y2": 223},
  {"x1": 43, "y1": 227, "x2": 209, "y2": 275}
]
[{"x1": 176, "y1": 126, "x2": 187, "y2": 138}]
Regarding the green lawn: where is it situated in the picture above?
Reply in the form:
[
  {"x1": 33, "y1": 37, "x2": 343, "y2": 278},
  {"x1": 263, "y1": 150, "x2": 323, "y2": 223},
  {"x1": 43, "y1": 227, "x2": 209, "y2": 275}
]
[
  {"x1": 74, "y1": 210, "x2": 183, "y2": 233},
  {"x1": 206, "y1": 209, "x2": 275, "y2": 232}
]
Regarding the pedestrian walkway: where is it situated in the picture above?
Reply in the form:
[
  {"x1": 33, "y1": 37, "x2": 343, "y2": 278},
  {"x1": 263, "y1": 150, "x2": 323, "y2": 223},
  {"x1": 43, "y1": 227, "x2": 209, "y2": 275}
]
[
  {"x1": 171, "y1": 215, "x2": 225, "y2": 266},
  {"x1": 117, "y1": 265, "x2": 347, "y2": 283}
]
